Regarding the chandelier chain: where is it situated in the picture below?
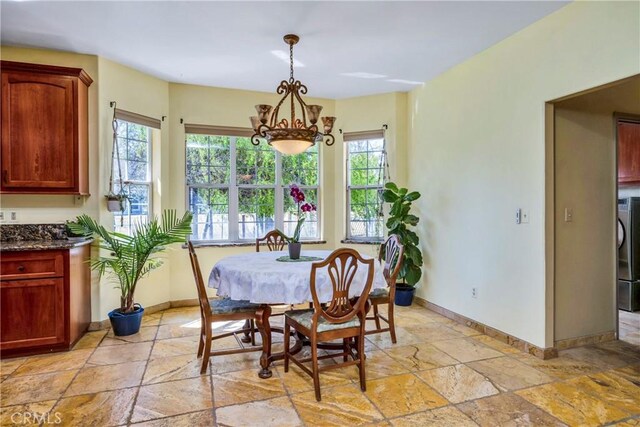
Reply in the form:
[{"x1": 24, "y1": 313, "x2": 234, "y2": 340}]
[{"x1": 289, "y1": 41, "x2": 294, "y2": 83}]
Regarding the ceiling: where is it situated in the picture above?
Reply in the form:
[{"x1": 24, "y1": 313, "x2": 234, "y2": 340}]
[{"x1": 1, "y1": 1, "x2": 569, "y2": 99}]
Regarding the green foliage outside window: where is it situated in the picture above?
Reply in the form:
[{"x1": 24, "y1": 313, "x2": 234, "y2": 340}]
[{"x1": 186, "y1": 134, "x2": 319, "y2": 240}]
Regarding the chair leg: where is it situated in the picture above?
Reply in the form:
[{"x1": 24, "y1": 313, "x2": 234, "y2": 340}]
[
  {"x1": 342, "y1": 338, "x2": 349, "y2": 362},
  {"x1": 283, "y1": 320, "x2": 290, "y2": 373},
  {"x1": 388, "y1": 302, "x2": 397, "y2": 344},
  {"x1": 311, "y1": 341, "x2": 321, "y2": 401},
  {"x1": 200, "y1": 328, "x2": 212, "y2": 374},
  {"x1": 358, "y1": 333, "x2": 366, "y2": 391},
  {"x1": 250, "y1": 319, "x2": 256, "y2": 346},
  {"x1": 197, "y1": 331, "x2": 204, "y2": 358},
  {"x1": 197, "y1": 318, "x2": 206, "y2": 357},
  {"x1": 373, "y1": 304, "x2": 381, "y2": 330},
  {"x1": 241, "y1": 319, "x2": 252, "y2": 343}
]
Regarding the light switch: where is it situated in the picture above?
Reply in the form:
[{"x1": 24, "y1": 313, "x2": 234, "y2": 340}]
[
  {"x1": 564, "y1": 208, "x2": 573, "y2": 222},
  {"x1": 521, "y1": 210, "x2": 530, "y2": 223}
]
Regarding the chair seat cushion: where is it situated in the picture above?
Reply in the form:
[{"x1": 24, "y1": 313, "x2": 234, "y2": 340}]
[
  {"x1": 369, "y1": 288, "x2": 389, "y2": 298},
  {"x1": 210, "y1": 298, "x2": 259, "y2": 314},
  {"x1": 285, "y1": 309, "x2": 361, "y2": 332}
]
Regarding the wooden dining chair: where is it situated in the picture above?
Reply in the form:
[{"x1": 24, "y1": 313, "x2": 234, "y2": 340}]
[
  {"x1": 366, "y1": 234, "x2": 404, "y2": 343},
  {"x1": 283, "y1": 248, "x2": 374, "y2": 401},
  {"x1": 256, "y1": 230, "x2": 286, "y2": 252},
  {"x1": 188, "y1": 241, "x2": 267, "y2": 374}
]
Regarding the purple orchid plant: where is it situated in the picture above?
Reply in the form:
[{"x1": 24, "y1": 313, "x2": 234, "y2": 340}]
[{"x1": 278, "y1": 184, "x2": 316, "y2": 243}]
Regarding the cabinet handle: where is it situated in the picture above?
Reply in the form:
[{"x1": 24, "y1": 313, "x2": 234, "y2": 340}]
[{"x1": 17, "y1": 265, "x2": 25, "y2": 272}]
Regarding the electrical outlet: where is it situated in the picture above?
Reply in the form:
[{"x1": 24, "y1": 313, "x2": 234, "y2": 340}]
[
  {"x1": 472, "y1": 287, "x2": 478, "y2": 299},
  {"x1": 9, "y1": 211, "x2": 17, "y2": 222},
  {"x1": 0, "y1": 211, "x2": 4, "y2": 222}
]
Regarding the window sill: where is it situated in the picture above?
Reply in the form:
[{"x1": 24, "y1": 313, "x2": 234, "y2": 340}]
[
  {"x1": 183, "y1": 240, "x2": 327, "y2": 249},
  {"x1": 341, "y1": 239, "x2": 383, "y2": 245}
]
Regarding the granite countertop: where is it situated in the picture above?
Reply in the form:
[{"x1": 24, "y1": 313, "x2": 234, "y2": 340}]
[
  {"x1": 0, "y1": 237, "x2": 93, "y2": 252},
  {"x1": 0, "y1": 223, "x2": 94, "y2": 252}
]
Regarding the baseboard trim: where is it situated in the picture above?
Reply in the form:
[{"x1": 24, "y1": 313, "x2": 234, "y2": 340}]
[
  {"x1": 414, "y1": 297, "x2": 558, "y2": 360},
  {"x1": 170, "y1": 298, "x2": 199, "y2": 308},
  {"x1": 554, "y1": 331, "x2": 616, "y2": 350},
  {"x1": 87, "y1": 301, "x2": 173, "y2": 331}
]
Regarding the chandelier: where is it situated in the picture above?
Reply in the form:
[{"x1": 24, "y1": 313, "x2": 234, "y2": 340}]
[{"x1": 250, "y1": 34, "x2": 336, "y2": 155}]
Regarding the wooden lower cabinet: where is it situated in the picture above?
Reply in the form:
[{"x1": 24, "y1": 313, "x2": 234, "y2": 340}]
[{"x1": 0, "y1": 246, "x2": 91, "y2": 357}]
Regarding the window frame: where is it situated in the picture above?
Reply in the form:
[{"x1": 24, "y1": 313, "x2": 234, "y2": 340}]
[
  {"x1": 113, "y1": 119, "x2": 153, "y2": 235},
  {"x1": 185, "y1": 133, "x2": 321, "y2": 243},
  {"x1": 345, "y1": 136, "x2": 385, "y2": 242}
]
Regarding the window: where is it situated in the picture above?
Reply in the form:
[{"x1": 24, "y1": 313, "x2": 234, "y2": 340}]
[
  {"x1": 346, "y1": 132, "x2": 385, "y2": 241},
  {"x1": 113, "y1": 119, "x2": 153, "y2": 234},
  {"x1": 185, "y1": 126, "x2": 320, "y2": 242}
]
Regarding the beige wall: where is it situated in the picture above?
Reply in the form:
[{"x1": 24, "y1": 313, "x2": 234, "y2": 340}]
[
  {"x1": 554, "y1": 108, "x2": 617, "y2": 341},
  {"x1": 96, "y1": 58, "x2": 171, "y2": 317},
  {"x1": 553, "y1": 77, "x2": 640, "y2": 342},
  {"x1": 407, "y1": 1, "x2": 640, "y2": 347}
]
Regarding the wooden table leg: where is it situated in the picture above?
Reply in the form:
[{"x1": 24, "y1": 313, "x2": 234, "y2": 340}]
[{"x1": 256, "y1": 304, "x2": 273, "y2": 379}]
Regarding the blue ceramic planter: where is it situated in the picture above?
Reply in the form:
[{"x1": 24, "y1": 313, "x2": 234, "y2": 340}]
[
  {"x1": 394, "y1": 285, "x2": 415, "y2": 306},
  {"x1": 108, "y1": 304, "x2": 144, "y2": 336}
]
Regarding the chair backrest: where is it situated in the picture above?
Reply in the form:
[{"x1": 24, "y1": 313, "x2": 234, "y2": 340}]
[
  {"x1": 256, "y1": 230, "x2": 286, "y2": 252},
  {"x1": 187, "y1": 241, "x2": 212, "y2": 322},
  {"x1": 378, "y1": 234, "x2": 404, "y2": 288},
  {"x1": 310, "y1": 248, "x2": 374, "y2": 326}
]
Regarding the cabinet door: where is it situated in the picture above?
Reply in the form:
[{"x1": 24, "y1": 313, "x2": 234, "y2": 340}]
[
  {"x1": 1, "y1": 71, "x2": 77, "y2": 191},
  {"x1": 0, "y1": 278, "x2": 66, "y2": 350},
  {"x1": 618, "y1": 120, "x2": 640, "y2": 183}
]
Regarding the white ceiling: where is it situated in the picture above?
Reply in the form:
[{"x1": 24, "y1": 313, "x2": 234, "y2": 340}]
[{"x1": 1, "y1": 1, "x2": 569, "y2": 99}]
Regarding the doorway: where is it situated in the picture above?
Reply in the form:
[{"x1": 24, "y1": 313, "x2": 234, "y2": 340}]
[{"x1": 551, "y1": 75, "x2": 640, "y2": 347}]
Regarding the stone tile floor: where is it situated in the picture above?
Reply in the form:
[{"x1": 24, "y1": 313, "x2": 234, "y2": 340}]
[{"x1": 1, "y1": 304, "x2": 639, "y2": 426}]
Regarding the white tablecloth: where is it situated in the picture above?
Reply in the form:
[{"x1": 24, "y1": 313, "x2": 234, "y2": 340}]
[{"x1": 208, "y1": 250, "x2": 387, "y2": 304}]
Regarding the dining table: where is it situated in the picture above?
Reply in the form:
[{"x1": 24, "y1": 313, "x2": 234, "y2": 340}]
[{"x1": 208, "y1": 249, "x2": 387, "y2": 378}]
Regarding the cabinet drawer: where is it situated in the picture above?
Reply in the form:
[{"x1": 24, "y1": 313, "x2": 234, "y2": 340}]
[{"x1": 0, "y1": 251, "x2": 64, "y2": 280}]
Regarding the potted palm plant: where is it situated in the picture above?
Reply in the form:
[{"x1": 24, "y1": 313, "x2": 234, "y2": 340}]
[
  {"x1": 68, "y1": 210, "x2": 193, "y2": 336},
  {"x1": 278, "y1": 184, "x2": 316, "y2": 259},
  {"x1": 382, "y1": 182, "x2": 423, "y2": 306}
]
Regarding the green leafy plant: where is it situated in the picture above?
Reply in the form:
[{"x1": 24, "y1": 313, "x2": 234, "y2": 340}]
[
  {"x1": 382, "y1": 182, "x2": 423, "y2": 287},
  {"x1": 67, "y1": 210, "x2": 193, "y2": 313}
]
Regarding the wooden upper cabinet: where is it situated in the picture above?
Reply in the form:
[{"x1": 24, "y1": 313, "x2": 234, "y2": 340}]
[
  {"x1": 618, "y1": 120, "x2": 640, "y2": 184},
  {"x1": 1, "y1": 61, "x2": 92, "y2": 194}
]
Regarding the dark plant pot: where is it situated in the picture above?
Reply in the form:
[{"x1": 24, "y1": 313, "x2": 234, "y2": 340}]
[
  {"x1": 288, "y1": 242, "x2": 302, "y2": 259},
  {"x1": 108, "y1": 304, "x2": 144, "y2": 336},
  {"x1": 395, "y1": 285, "x2": 415, "y2": 306}
]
